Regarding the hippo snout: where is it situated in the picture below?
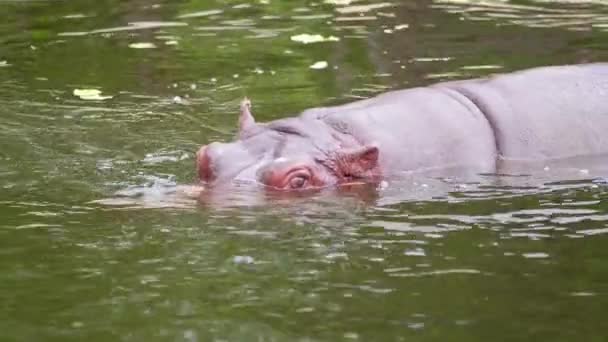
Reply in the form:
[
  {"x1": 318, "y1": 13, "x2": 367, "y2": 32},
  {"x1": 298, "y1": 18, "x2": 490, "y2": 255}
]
[{"x1": 195, "y1": 141, "x2": 263, "y2": 185}]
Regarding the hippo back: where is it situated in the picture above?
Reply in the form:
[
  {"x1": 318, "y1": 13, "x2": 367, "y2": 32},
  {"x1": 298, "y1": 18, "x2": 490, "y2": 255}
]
[
  {"x1": 312, "y1": 87, "x2": 498, "y2": 173},
  {"x1": 437, "y1": 64, "x2": 608, "y2": 160}
]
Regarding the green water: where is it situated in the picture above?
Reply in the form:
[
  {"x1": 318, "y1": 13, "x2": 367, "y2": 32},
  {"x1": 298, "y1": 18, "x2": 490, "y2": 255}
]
[{"x1": 2, "y1": 0, "x2": 608, "y2": 341}]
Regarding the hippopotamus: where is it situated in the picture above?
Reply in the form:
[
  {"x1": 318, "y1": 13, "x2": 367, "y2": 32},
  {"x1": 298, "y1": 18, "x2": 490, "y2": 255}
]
[{"x1": 195, "y1": 63, "x2": 608, "y2": 191}]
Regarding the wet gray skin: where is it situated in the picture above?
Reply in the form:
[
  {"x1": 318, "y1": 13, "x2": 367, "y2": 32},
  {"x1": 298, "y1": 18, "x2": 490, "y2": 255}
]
[
  {"x1": 197, "y1": 99, "x2": 382, "y2": 191},
  {"x1": 196, "y1": 63, "x2": 608, "y2": 191}
]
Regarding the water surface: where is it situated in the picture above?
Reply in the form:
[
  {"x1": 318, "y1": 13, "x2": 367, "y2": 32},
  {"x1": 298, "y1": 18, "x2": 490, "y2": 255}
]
[{"x1": 2, "y1": 0, "x2": 608, "y2": 341}]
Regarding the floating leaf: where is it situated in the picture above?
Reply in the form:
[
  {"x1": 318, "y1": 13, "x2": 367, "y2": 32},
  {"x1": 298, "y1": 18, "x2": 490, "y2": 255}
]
[
  {"x1": 63, "y1": 13, "x2": 88, "y2": 19},
  {"x1": 460, "y1": 64, "x2": 503, "y2": 70},
  {"x1": 177, "y1": 9, "x2": 223, "y2": 19},
  {"x1": 73, "y1": 89, "x2": 113, "y2": 100},
  {"x1": 336, "y1": 2, "x2": 393, "y2": 14},
  {"x1": 128, "y1": 42, "x2": 157, "y2": 49},
  {"x1": 290, "y1": 34, "x2": 340, "y2": 44},
  {"x1": 324, "y1": 0, "x2": 355, "y2": 4},
  {"x1": 310, "y1": 61, "x2": 328, "y2": 69}
]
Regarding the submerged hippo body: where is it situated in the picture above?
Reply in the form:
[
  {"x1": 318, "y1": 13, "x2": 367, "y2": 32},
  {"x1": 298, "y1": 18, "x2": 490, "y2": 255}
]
[{"x1": 196, "y1": 64, "x2": 608, "y2": 191}]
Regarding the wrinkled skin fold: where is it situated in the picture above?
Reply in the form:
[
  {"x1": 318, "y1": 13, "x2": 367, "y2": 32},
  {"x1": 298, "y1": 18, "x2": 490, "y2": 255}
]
[{"x1": 195, "y1": 63, "x2": 608, "y2": 192}]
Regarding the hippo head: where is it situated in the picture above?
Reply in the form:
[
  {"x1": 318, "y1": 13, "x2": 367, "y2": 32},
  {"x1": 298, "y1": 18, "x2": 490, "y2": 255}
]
[{"x1": 195, "y1": 99, "x2": 380, "y2": 191}]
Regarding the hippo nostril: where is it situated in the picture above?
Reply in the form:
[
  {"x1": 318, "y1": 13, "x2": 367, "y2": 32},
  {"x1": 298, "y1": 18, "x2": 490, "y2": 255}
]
[{"x1": 196, "y1": 145, "x2": 215, "y2": 182}]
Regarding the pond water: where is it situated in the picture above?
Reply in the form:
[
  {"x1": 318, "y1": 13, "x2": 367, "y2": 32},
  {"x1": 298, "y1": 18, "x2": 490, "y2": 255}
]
[{"x1": 2, "y1": 0, "x2": 608, "y2": 341}]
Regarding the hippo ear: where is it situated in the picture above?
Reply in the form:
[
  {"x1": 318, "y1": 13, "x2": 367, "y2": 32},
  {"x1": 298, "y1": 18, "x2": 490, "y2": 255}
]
[
  {"x1": 336, "y1": 145, "x2": 379, "y2": 178},
  {"x1": 238, "y1": 97, "x2": 258, "y2": 137}
]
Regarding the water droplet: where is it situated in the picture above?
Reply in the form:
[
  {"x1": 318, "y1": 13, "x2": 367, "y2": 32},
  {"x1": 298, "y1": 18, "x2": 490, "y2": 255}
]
[
  {"x1": 233, "y1": 255, "x2": 254, "y2": 264},
  {"x1": 128, "y1": 42, "x2": 156, "y2": 49},
  {"x1": 404, "y1": 248, "x2": 426, "y2": 256},
  {"x1": 522, "y1": 252, "x2": 549, "y2": 259}
]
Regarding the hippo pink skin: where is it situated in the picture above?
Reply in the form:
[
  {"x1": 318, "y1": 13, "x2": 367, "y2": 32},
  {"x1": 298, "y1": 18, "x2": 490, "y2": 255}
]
[{"x1": 196, "y1": 63, "x2": 608, "y2": 191}]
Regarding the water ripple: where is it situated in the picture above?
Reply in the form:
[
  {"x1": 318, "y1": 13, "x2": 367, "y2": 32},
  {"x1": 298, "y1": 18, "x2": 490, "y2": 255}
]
[{"x1": 433, "y1": 0, "x2": 608, "y2": 31}]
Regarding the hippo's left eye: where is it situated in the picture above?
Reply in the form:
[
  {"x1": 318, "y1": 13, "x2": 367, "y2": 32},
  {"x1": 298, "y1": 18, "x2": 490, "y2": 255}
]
[
  {"x1": 284, "y1": 169, "x2": 312, "y2": 190},
  {"x1": 288, "y1": 174, "x2": 309, "y2": 189}
]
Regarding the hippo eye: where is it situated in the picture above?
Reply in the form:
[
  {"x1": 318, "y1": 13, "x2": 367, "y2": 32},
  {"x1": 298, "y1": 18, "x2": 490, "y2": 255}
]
[
  {"x1": 288, "y1": 175, "x2": 309, "y2": 189},
  {"x1": 284, "y1": 169, "x2": 312, "y2": 190}
]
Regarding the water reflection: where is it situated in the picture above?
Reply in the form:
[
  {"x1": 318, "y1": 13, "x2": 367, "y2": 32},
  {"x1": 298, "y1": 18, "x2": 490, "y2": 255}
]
[
  {"x1": 96, "y1": 153, "x2": 608, "y2": 235},
  {"x1": 2, "y1": 0, "x2": 608, "y2": 340},
  {"x1": 433, "y1": 0, "x2": 608, "y2": 31}
]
